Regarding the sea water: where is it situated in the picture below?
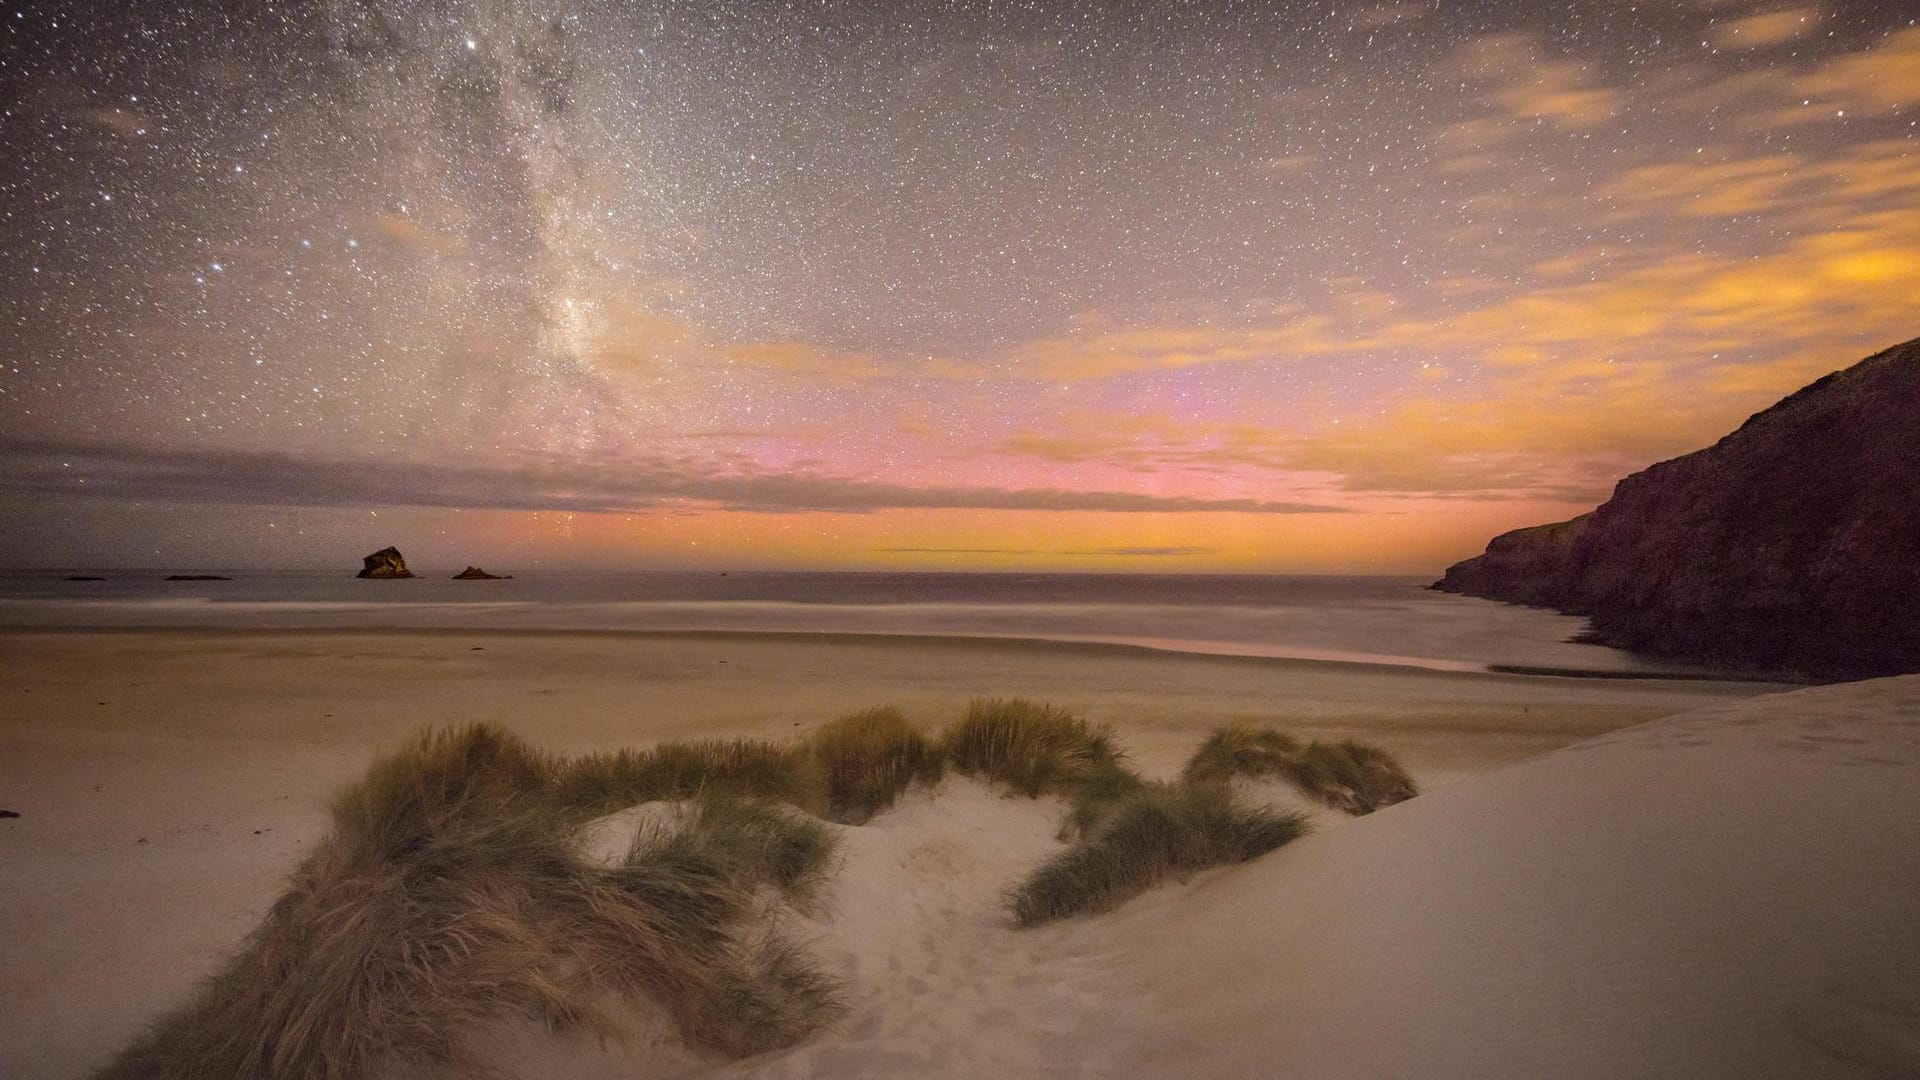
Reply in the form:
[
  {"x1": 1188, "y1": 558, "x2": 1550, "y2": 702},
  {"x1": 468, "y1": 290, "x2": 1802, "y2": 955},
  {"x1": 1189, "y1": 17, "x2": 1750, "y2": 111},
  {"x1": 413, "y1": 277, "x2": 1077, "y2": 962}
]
[{"x1": 0, "y1": 570, "x2": 1701, "y2": 676}]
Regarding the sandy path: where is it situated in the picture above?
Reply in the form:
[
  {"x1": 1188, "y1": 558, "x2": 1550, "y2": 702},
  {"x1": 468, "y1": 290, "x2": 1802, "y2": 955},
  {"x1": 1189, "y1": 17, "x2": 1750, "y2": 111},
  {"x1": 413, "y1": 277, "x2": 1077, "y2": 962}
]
[{"x1": 0, "y1": 629, "x2": 1785, "y2": 1079}]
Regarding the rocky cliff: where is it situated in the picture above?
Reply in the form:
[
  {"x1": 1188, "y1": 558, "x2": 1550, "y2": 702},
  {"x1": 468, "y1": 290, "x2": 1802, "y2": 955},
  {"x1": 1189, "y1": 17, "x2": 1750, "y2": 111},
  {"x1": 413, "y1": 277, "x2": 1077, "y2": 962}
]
[{"x1": 1434, "y1": 337, "x2": 1920, "y2": 678}]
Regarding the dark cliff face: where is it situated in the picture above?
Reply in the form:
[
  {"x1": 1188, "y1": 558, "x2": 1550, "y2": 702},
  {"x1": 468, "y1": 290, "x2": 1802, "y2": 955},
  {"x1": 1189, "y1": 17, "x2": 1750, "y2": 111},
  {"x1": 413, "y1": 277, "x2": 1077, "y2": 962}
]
[{"x1": 1434, "y1": 337, "x2": 1920, "y2": 679}]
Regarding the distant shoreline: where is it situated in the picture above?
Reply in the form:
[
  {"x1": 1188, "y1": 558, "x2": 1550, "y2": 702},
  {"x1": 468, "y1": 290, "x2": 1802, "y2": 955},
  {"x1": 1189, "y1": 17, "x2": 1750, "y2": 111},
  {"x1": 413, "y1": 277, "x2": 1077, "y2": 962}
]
[{"x1": 0, "y1": 625, "x2": 1789, "y2": 686}]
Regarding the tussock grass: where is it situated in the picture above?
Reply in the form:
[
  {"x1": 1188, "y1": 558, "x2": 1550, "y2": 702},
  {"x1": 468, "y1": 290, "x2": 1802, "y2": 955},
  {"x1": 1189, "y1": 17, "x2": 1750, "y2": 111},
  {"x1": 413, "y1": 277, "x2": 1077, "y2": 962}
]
[
  {"x1": 1288, "y1": 739, "x2": 1419, "y2": 815},
  {"x1": 1181, "y1": 723, "x2": 1303, "y2": 786},
  {"x1": 942, "y1": 698, "x2": 1124, "y2": 797},
  {"x1": 1009, "y1": 782, "x2": 1308, "y2": 926},
  {"x1": 1182, "y1": 723, "x2": 1418, "y2": 816},
  {"x1": 1059, "y1": 760, "x2": 1152, "y2": 840},
  {"x1": 95, "y1": 725, "x2": 841, "y2": 1080},
  {"x1": 555, "y1": 738, "x2": 823, "y2": 819},
  {"x1": 98, "y1": 704, "x2": 1423, "y2": 1073},
  {"x1": 806, "y1": 706, "x2": 943, "y2": 824},
  {"x1": 648, "y1": 792, "x2": 840, "y2": 905}
]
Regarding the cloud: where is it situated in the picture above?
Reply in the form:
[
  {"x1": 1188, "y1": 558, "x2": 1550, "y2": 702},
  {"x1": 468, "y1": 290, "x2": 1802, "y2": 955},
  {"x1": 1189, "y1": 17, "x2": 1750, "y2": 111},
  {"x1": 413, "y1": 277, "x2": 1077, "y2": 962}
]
[
  {"x1": 988, "y1": 195, "x2": 1920, "y2": 503},
  {"x1": 1452, "y1": 32, "x2": 1623, "y2": 131},
  {"x1": 1002, "y1": 313, "x2": 1355, "y2": 380},
  {"x1": 373, "y1": 213, "x2": 465, "y2": 254},
  {"x1": 0, "y1": 439, "x2": 1349, "y2": 517},
  {"x1": 78, "y1": 106, "x2": 152, "y2": 138},
  {"x1": 1598, "y1": 155, "x2": 1803, "y2": 217},
  {"x1": 1709, "y1": 7, "x2": 1821, "y2": 50},
  {"x1": 874, "y1": 545, "x2": 1213, "y2": 557},
  {"x1": 875, "y1": 547, "x2": 1042, "y2": 555},
  {"x1": 1595, "y1": 141, "x2": 1920, "y2": 223},
  {"x1": 1793, "y1": 25, "x2": 1920, "y2": 113}
]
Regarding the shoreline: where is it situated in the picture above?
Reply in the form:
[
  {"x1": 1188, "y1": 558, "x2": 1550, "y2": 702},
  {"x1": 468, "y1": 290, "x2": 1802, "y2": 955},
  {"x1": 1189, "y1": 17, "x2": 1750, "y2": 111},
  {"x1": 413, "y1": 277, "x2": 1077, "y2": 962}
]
[{"x1": 0, "y1": 623, "x2": 1746, "y2": 682}]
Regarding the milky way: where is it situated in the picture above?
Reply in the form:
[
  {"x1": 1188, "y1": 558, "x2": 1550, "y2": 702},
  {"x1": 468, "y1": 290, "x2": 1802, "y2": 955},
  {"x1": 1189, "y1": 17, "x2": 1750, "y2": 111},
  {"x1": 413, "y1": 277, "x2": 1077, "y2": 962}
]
[{"x1": 2, "y1": 1, "x2": 1916, "y2": 570}]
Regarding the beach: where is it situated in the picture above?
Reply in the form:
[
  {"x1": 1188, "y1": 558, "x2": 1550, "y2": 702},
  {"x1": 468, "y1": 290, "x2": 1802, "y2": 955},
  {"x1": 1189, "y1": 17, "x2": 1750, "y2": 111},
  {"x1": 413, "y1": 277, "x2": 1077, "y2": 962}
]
[{"x1": 0, "y1": 627, "x2": 1801, "y2": 1079}]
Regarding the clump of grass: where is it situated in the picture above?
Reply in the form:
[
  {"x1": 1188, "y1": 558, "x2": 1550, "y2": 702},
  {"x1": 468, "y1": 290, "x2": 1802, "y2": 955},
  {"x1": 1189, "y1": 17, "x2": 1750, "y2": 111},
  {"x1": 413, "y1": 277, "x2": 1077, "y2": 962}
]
[
  {"x1": 95, "y1": 724, "x2": 841, "y2": 1080},
  {"x1": 1181, "y1": 724, "x2": 1418, "y2": 816},
  {"x1": 1181, "y1": 723, "x2": 1302, "y2": 786},
  {"x1": 554, "y1": 737, "x2": 823, "y2": 819},
  {"x1": 1059, "y1": 759, "x2": 1152, "y2": 839},
  {"x1": 806, "y1": 706, "x2": 943, "y2": 824},
  {"x1": 942, "y1": 698, "x2": 1124, "y2": 796},
  {"x1": 1009, "y1": 782, "x2": 1308, "y2": 926},
  {"x1": 647, "y1": 791, "x2": 841, "y2": 906},
  {"x1": 1288, "y1": 739, "x2": 1419, "y2": 815}
]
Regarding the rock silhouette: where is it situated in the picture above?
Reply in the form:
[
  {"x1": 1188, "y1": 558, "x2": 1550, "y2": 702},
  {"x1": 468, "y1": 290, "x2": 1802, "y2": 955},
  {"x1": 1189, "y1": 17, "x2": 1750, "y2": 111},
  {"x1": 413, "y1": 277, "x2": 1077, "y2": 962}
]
[
  {"x1": 452, "y1": 566, "x2": 509, "y2": 580},
  {"x1": 356, "y1": 547, "x2": 414, "y2": 579},
  {"x1": 1435, "y1": 337, "x2": 1920, "y2": 679}
]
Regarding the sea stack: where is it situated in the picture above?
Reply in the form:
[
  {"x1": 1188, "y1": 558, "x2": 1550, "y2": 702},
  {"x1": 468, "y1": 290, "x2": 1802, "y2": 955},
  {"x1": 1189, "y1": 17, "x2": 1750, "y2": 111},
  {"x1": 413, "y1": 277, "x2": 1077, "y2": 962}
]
[
  {"x1": 452, "y1": 566, "x2": 507, "y2": 580},
  {"x1": 1435, "y1": 337, "x2": 1920, "y2": 679},
  {"x1": 356, "y1": 546, "x2": 415, "y2": 579}
]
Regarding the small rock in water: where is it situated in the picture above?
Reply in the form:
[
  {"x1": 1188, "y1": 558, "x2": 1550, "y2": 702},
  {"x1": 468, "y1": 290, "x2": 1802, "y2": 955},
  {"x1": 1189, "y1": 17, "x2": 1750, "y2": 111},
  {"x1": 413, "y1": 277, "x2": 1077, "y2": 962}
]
[
  {"x1": 0, "y1": 809, "x2": 20, "y2": 819},
  {"x1": 356, "y1": 546, "x2": 415, "y2": 579}
]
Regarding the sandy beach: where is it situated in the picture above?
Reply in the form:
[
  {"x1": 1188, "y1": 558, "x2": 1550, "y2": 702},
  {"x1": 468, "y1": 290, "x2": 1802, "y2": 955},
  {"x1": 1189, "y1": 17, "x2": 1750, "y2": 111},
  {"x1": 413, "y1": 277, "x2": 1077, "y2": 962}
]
[{"x1": 0, "y1": 628, "x2": 1870, "y2": 1079}]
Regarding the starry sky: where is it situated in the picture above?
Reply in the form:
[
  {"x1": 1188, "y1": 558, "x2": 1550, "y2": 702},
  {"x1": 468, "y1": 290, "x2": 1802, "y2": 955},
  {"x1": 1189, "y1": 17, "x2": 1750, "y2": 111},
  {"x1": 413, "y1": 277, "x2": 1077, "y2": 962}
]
[{"x1": 2, "y1": 0, "x2": 1916, "y2": 572}]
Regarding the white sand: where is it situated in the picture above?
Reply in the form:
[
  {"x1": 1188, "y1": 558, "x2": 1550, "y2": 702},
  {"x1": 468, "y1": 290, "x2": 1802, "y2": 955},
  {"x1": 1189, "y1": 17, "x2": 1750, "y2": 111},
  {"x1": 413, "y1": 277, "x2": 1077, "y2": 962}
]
[
  {"x1": 1111, "y1": 675, "x2": 1920, "y2": 1079},
  {"x1": 495, "y1": 677, "x2": 1920, "y2": 1080},
  {"x1": 0, "y1": 629, "x2": 1836, "y2": 1079}
]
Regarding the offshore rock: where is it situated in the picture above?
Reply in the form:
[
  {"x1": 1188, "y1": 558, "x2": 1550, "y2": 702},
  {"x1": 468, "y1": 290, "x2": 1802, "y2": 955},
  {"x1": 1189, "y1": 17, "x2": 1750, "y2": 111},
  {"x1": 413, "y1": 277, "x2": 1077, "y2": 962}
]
[
  {"x1": 452, "y1": 566, "x2": 509, "y2": 580},
  {"x1": 356, "y1": 546, "x2": 414, "y2": 579},
  {"x1": 1435, "y1": 337, "x2": 1920, "y2": 679}
]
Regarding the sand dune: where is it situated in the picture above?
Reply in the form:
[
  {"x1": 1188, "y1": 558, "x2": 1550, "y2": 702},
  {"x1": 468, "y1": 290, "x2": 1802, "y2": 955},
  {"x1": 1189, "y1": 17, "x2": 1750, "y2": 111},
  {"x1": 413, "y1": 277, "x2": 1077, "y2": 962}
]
[
  {"x1": 6, "y1": 630, "x2": 1890, "y2": 1080},
  {"x1": 1113, "y1": 675, "x2": 1920, "y2": 1079},
  {"x1": 486, "y1": 679, "x2": 1919, "y2": 1080}
]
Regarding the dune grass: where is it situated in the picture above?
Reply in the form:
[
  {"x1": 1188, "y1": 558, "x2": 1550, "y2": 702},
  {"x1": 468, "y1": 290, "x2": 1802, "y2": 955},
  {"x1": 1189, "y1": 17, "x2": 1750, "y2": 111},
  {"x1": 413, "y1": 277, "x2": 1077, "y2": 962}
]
[
  {"x1": 1009, "y1": 781, "x2": 1308, "y2": 926},
  {"x1": 1288, "y1": 739, "x2": 1420, "y2": 815},
  {"x1": 1058, "y1": 759, "x2": 1153, "y2": 840},
  {"x1": 1182, "y1": 723, "x2": 1303, "y2": 786},
  {"x1": 1184, "y1": 723, "x2": 1418, "y2": 816},
  {"x1": 806, "y1": 706, "x2": 944, "y2": 824},
  {"x1": 554, "y1": 737, "x2": 824, "y2": 819},
  {"x1": 95, "y1": 725, "x2": 842, "y2": 1080},
  {"x1": 649, "y1": 791, "x2": 841, "y2": 905},
  {"x1": 97, "y1": 704, "x2": 1420, "y2": 1073},
  {"x1": 943, "y1": 698, "x2": 1125, "y2": 797}
]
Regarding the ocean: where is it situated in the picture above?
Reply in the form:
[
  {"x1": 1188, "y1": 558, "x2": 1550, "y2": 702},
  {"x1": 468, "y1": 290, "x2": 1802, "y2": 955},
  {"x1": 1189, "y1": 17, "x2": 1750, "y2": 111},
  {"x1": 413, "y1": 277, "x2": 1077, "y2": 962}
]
[{"x1": 0, "y1": 570, "x2": 1708, "y2": 677}]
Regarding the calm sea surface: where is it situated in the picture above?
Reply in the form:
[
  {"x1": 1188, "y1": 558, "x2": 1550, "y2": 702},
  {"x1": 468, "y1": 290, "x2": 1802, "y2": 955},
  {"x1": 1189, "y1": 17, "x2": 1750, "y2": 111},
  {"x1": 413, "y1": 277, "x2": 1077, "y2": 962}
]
[{"x1": 0, "y1": 570, "x2": 1699, "y2": 675}]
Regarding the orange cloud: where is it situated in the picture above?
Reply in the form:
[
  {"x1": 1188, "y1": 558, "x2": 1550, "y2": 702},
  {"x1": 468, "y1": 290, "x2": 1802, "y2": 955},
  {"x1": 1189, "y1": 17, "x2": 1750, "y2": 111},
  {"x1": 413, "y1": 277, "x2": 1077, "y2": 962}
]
[
  {"x1": 1709, "y1": 7, "x2": 1821, "y2": 50},
  {"x1": 78, "y1": 106, "x2": 152, "y2": 138},
  {"x1": 1454, "y1": 32, "x2": 1623, "y2": 131},
  {"x1": 373, "y1": 214, "x2": 465, "y2": 254},
  {"x1": 1598, "y1": 155, "x2": 1803, "y2": 217},
  {"x1": 1002, "y1": 314, "x2": 1354, "y2": 380},
  {"x1": 1792, "y1": 25, "x2": 1920, "y2": 113},
  {"x1": 721, "y1": 341, "x2": 894, "y2": 380}
]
